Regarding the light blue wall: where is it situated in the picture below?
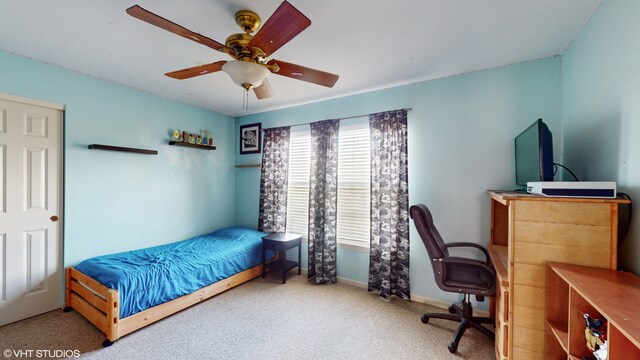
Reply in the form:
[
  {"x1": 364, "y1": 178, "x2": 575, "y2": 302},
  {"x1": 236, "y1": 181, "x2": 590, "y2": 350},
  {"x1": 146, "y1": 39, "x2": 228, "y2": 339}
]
[
  {"x1": 561, "y1": 0, "x2": 640, "y2": 274},
  {"x1": 235, "y1": 57, "x2": 562, "y2": 303},
  {"x1": 0, "y1": 50, "x2": 237, "y2": 266},
  {"x1": 2, "y1": 0, "x2": 634, "y2": 308}
]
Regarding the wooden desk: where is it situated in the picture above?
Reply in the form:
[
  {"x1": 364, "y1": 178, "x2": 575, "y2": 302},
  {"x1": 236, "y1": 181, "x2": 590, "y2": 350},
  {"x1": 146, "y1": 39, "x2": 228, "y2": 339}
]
[{"x1": 486, "y1": 191, "x2": 630, "y2": 360}]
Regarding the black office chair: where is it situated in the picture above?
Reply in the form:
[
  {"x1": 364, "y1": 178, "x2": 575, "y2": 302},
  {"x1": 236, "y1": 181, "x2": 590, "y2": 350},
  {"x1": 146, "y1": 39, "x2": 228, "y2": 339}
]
[{"x1": 409, "y1": 204, "x2": 496, "y2": 353}]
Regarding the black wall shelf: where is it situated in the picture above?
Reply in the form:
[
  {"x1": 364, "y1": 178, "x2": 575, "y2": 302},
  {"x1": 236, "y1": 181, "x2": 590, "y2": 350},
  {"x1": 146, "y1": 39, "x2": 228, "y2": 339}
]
[
  {"x1": 88, "y1": 144, "x2": 158, "y2": 155},
  {"x1": 169, "y1": 141, "x2": 216, "y2": 150}
]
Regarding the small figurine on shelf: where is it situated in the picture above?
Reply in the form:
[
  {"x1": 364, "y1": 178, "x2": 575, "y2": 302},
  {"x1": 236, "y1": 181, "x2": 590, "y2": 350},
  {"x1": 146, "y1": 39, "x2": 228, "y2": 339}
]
[
  {"x1": 209, "y1": 131, "x2": 214, "y2": 146},
  {"x1": 188, "y1": 133, "x2": 195, "y2": 144},
  {"x1": 182, "y1": 131, "x2": 187, "y2": 142},
  {"x1": 583, "y1": 313, "x2": 607, "y2": 360},
  {"x1": 172, "y1": 130, "x2": 181, "y2": 142},
  {"x1": 202, "y1": 130, "x2": 208, "y2": 146},
  {"x1": 593, "y1": 342, "x2": 608, "y2": 360},
  {"x1": 196, "y1": 134, "x2": 202, "y2": 144}
]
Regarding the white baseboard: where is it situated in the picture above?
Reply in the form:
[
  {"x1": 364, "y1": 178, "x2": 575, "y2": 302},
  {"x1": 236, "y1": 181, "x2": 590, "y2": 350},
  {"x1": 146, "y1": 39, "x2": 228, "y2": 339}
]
[
  {"x1": 410, "y1": 293, "x2": 455, "y2": 310},
  {"x1": 411, "y1": 293, "x2": 491, "y2": 318},
  {"x1": 337, "y1": 276, "x2": 368, "y2": 289},
  {"x1": 302, "y1": 268, "x2": 490, "y2": 318},
  {"x1": 299, "y1": 268, "x2": 369, "y2": 289}
]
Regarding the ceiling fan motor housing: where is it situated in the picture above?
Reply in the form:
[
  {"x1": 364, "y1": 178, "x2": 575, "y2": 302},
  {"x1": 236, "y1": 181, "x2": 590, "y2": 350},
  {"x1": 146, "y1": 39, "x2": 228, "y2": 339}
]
[
  {"x1": 225, "y1": 33, "x2": 265, "y2": 62},
  {"x1": 227, "y1": 10, "x2": 268, "y2": 63}
]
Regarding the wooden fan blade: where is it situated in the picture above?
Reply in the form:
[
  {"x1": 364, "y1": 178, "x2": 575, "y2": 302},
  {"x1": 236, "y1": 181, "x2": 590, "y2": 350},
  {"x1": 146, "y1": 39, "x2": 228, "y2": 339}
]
[
  {"x1": 253, "y1": 78, "x2": 274, "y2": 99},
  {"x1": 268, "y1": 60, "x2": 339, "y2": 88},
  {"x1": 248, "y1": 1, "x2": 311, "y2": 56},
  {"x1": 165, "y1": 61, "x2": 227, "y2": 80},
  {"x1": 126, "y1": 5, "x2": 231, "y2": 54}
]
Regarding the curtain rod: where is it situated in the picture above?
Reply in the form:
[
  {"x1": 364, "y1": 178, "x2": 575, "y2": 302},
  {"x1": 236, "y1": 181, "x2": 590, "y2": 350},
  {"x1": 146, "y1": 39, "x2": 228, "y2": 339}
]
[{"x1": 261, "y1": 108, "x2": 412, "y2": 130}]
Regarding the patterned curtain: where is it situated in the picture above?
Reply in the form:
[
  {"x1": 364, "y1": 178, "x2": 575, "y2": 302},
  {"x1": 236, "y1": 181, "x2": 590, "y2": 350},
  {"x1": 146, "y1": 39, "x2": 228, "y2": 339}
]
[
  {"x1": 368, "y1": 110, "x2": 410, "y2": 299},
  {"x1": 258, "y1": 126, "x2": 291, "y2": 233},
  {"x1": 307, "y1": 119, "x2": 340, "y2": 284}
]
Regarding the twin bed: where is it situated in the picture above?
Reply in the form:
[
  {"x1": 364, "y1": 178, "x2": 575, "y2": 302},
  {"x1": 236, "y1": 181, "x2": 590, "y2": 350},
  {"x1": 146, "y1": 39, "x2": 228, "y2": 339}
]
[{"x1": 65, "y1": 226, "x2": 273, "y2": 346}]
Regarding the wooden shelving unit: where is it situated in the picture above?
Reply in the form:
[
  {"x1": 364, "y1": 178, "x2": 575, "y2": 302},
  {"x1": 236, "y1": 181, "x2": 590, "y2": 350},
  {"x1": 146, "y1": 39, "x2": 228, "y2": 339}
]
[
  {"x1": 546, "y1": 263, "x2": 640, "y2": 359},
  {"x1": 168, "y1": 141, "x2": 216, "y2": 150},
  {"x1": 88, "y1": 144, "x2": 158, "y2": 155}
]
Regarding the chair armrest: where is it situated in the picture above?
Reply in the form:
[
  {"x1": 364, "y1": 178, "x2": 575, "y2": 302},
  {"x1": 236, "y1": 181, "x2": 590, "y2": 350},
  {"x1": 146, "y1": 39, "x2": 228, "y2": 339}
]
[
  {"x1": 441, "y1": 257, "x2": 496, "y2": 278},
  {"x1": 445, "y1": 242, "x2": 490, "y2": 262}
]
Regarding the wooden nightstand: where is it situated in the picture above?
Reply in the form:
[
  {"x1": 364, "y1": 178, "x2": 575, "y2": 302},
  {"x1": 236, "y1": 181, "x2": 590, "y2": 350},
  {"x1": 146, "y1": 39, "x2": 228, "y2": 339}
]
[{"x1": 262, "y1": 233, "x2": 302, "y2": 284}]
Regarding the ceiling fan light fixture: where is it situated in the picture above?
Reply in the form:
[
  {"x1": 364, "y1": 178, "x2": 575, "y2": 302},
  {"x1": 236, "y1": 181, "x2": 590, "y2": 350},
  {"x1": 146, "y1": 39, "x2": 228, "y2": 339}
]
[
  {"x1": 222, "y1": 60, "x2": 270, "y2": 90},
  {"x1": 127, "y1": 2, "x2": 339, "y2": 103}
]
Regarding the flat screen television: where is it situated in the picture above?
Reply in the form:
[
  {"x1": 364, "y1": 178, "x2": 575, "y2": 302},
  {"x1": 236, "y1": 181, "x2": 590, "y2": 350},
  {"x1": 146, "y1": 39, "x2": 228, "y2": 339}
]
[{"x1": 515, "y1": 118, "x2": 554, "y2": 187}]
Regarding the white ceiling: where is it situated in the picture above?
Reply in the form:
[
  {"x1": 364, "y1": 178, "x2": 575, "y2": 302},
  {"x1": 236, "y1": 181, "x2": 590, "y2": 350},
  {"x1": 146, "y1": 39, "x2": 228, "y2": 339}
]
[{"x1": 0, "y1": 0, "x2": 601, "y2": 117}]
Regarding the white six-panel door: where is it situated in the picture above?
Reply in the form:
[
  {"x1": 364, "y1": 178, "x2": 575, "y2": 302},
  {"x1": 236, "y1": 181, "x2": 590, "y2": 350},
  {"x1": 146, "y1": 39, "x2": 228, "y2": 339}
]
[{"x1": 0, "y1": 96, "x2": 63, "y2": 325}]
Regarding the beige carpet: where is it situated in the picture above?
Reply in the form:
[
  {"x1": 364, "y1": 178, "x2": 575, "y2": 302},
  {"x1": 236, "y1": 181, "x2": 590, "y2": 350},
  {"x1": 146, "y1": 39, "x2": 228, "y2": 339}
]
[{"x1": 0, "y1": 275, "x2": 494, "y2": 359}]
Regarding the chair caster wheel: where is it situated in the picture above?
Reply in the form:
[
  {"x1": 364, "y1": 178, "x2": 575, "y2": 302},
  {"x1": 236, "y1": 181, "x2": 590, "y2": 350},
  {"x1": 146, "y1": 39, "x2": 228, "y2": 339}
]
[
  {"x1": 421, "y1": 315, "x2": 430, "y2": 324},
  {"x1": 102, "y1": 339, "x2": 114, "y2": 347},
  {"x1": 448, "y1": 306, "x2": 457, "y2": 314},
  {"x1": 62, "y1": 306, "x2": 74, "y2": 313},
  {"x1": 448, "y1": 342, "x2": 458, "y2": 353}
]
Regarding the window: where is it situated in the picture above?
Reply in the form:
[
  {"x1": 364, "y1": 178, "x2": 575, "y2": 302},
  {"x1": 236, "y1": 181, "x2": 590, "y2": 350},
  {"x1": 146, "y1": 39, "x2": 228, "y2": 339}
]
[
  {"x1": 285, "y1": 121, "x2": 371, "y2": 248},
  {"x1": 336, "y1": 122, "x2": 370, "y2": 246},
  {"x1": 285, "y1": 129, "x2": 311, "y2": 238}
]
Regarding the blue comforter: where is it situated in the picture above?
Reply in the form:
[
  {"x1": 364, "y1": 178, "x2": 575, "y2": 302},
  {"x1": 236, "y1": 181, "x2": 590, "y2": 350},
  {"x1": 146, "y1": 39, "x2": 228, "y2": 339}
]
[{"x1": 76, "y1": 226, "x2": 268, "y2": 319}]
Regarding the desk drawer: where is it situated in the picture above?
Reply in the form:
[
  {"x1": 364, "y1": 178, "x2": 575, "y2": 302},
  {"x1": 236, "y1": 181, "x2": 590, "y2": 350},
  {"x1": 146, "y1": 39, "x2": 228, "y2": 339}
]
[
  {"x1": 263, "y1": 241, "x2": 283, "y2": 251},
  {"x1": 262, "y1": 237, "x2": 301, "y2": 251},
  {"x1": 496, "y1": 275, "x2": 509, "y2": 323},
  {"x1": 495, "y1": 321, "x2": 508, "y2": 358},
  {"x1": 495, "y1": 270, "x2": 509, "y2": 358}
]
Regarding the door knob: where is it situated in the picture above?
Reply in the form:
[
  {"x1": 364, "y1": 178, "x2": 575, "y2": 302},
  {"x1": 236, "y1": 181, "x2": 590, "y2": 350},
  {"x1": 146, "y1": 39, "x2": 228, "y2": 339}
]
[{"x1": 50, "y1": 215, "x2": 59, "y2": 222}]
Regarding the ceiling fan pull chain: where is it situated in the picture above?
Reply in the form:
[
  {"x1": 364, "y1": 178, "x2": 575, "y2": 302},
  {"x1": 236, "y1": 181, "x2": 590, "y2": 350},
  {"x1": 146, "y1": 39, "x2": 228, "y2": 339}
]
[{"x1": 243, "y1": 89, "x2": 249, "y2": 111}]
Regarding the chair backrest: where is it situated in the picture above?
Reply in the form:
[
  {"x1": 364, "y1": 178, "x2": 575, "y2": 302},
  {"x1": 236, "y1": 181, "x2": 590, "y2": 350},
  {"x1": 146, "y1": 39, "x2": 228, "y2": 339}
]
[
  {"x1": 409, "y1": 204, "x2": 450, "y2": 290},
  {"x1": 410, "y1": 203, "x2": 496, "y2": 297},
  {"x1": 409, "y1": 204, "x2": 449, "y2": 260}
]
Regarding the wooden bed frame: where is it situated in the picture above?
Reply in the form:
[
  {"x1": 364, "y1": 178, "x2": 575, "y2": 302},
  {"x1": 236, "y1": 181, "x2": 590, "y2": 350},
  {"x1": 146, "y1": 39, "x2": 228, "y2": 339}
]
[{"x1": 65, "y1": 263, "x2": 265, "y2": 346}]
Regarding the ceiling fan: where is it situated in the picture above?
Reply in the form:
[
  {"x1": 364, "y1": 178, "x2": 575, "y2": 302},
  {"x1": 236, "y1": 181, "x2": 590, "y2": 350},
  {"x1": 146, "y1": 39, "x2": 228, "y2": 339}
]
[{"x1": 126, "y1": 1, "x2": 339, "y2": 101}]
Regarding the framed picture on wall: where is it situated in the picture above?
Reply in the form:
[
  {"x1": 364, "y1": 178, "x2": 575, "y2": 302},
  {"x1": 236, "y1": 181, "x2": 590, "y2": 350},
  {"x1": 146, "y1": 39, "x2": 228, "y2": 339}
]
[{"x1": 239, "y1": 122, "x2": 262, "y2": 154}]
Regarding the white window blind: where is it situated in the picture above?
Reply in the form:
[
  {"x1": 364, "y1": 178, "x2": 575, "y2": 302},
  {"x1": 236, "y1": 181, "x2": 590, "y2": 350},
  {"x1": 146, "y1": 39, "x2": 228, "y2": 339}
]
[
  {"x1": 336, "y1": 122, "x2": 370, "y2": 246},
  {"x1": 285, "y1": 129, "x2": 311, "y2": 238},
  {"x1": 285, "y1": 122, "x2": 370, "y2": 248}
]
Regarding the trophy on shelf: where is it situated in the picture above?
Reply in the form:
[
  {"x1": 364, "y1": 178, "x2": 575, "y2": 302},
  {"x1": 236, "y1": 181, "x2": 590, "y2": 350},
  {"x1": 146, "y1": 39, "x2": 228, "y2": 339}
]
[
  {"x1": 172, "y1": 130, "x2": 181, "y2": 142},
  {"x1": 209, "y1": 131, "x2": 214, "y2": 146}
]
